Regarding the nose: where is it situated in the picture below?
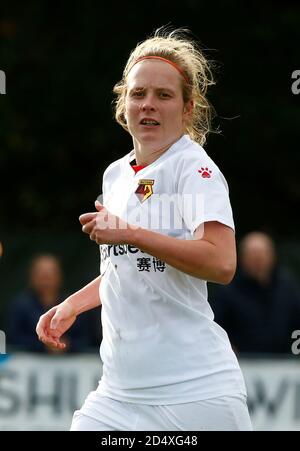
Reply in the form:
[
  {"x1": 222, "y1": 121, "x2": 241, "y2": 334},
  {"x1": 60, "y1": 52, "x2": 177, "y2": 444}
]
[{"x1": 140, "y1": 94, "x2": 156, "y2": 111}]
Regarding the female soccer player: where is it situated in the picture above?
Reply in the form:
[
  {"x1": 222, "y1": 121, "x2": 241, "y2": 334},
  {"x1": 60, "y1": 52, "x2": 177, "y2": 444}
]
[{"x1": 36, "y1": 28, "x2": 252, "y2": 431}]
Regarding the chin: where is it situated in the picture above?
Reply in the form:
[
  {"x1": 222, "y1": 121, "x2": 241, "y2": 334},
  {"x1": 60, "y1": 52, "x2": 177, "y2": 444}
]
[{"x1": 138, "y1": 132, "x2": 162, "y2": 143}]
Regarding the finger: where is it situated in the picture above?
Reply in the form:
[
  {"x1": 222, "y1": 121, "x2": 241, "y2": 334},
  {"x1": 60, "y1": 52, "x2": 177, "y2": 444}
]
[
  {"x1": 90, "y1": 230, "x2": 99, "y2": 242},
  {"x1": 50, "y1": 310, "x2": 62, "y2": 330},
  {"x1": 79, "y1": 212, "x2": 97, "y2": 226},
  {"x1": 37, "y1": 315, "x2": 54, "y2": 341},
  {"x1": 82, "y1": 222, "x2": 96, "y2": 235},
  {"x1": 51, "y1": 343, "x2": 66, "y2": 351},
  {"x1": 48, "y1": 337, "x2": 66, "y2": 349},
  {"x1": 82, "y1": 219, "x2": 96, "y2": 234},
  {"x1": 44, "y1": 329, "x2": 65, "y2": 347},
  {"x1": 46, "y1": 319, "x2": 63, "y2": 336},
  {"x1": 95, "y1": 200, "x2": 105, "y2": 212},
  {"x1": 47, "y1": 340, "x2": 66, "y2": 350},
  {"x1": 41, "y1": 333, "x2": 59, "y2": 347},
  {"x1": 37, "y1": 328, "x2": 49, "y2": 343},
  {"x1": 36, "y1": 321, "x2": 43, "y2": 337},
  {"x1": 46, "y1": 330, "x2": 66, "y2": 348}
]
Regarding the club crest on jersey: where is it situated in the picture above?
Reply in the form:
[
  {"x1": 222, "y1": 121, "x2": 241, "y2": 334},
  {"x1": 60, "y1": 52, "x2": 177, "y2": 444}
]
[
  {"x1": 198, "y1": 167, "x2": 212, "y2": 178},
  {"x1": 135, "y1": 179, "x2": 154, "y2": 203}
]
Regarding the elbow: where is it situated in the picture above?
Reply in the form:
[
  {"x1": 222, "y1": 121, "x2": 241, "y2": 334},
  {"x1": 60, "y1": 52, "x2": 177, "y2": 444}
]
[
  {"x1": 217, "y1": 261, "x2": 236, "y2": 285},
  {"x1": 200, "y1": 262, "x2": 236, "y2": 285},
  {"x1": 214, "y1": 261, "x2": 236, "y2": 285},
  {"x1": 217, "y1": 246, "x2": 237, "y2": 285}
]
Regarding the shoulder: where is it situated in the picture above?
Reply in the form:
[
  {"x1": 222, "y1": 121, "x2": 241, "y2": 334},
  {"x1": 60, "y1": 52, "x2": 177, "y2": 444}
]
[
  {"x1": 277, "y1": 267, "x2": 300, "y2": 293},
  {"x1": 7, "y1": 291, "x2": 36, "y2": 315},
  {"x1": 173, "y1": 136, "x2": 220, "y2": 173},
  {"x1": 173, "y1": 136, "x2": 229, "y2": 190},
  {"x1": 102, "y1": 154, "x2": 128, "y2": 180},
  {"x1": 13, "y1": 291, "x2": 35, "y2": 305}
]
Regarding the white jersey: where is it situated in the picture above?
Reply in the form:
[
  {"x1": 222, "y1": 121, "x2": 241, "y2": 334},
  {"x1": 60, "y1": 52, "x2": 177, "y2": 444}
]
[{"x1": 96, "y1": 134, "x2": 247, "y2": 404}]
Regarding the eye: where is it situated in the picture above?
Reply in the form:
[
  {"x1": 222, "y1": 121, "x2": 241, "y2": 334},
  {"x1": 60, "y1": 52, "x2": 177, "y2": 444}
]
[
  {"x1": 159, "y1": 92, "x2": 171, "y2": 98},
  {"x1": 131, "y1": 90, "x2": 144, "y2": 97}
]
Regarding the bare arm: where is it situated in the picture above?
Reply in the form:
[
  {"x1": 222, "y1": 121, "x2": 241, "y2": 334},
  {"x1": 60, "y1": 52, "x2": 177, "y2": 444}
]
[
  {"x1": 64, "y1": 274, "x2": 101, "y2": 315},
  {"x1": 36, "y1": 275, "x2": 101, "y2": 349},
  {"x1": 81, "y1": 202, "x2": 236, "y2": 285},
  {"x1": 130, "y1": 221, "x2": 236, "y2": 284}
]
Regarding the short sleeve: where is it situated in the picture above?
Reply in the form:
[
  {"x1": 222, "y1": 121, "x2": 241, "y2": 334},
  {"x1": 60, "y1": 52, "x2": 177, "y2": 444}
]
[{"x1": 176, "y1": 153, "x2": 235, "y2": 235}]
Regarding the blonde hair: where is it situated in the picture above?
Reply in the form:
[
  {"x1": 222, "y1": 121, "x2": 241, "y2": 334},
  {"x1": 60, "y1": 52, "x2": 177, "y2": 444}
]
[{"x1": 113, "y1": 27, "x2": 216, "y2": 146}]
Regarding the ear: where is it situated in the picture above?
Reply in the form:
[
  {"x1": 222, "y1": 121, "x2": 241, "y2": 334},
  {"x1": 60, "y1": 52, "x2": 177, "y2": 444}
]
[{"x1": 183, "y1": 99, "x2": 194, "y2": 124}]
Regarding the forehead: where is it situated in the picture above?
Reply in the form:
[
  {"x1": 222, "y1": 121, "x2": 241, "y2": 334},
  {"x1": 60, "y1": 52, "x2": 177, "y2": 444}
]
[
  {"x1": 127, "y1": 60, "x2": 182, "y2": 89},
  {"x1": 243, "y1": 237, "x2": 273, "y2": 254},
  {"x1": 32, "y1": 258, "x2": 59, "y2": 272}
]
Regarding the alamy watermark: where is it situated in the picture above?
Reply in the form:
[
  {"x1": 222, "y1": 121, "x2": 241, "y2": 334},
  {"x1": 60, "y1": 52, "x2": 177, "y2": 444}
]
[
  {"x1": 291, "y1": 70, "x2": 300, "y2": 95},
  {"x1": 291, "y1": 330, "x2": 300, "y2": 355},
  {"x1": 0, "y1": 70, "x2": 6, "y2": 94},
  {"x1": 96, "y1": 192, "x2": 205, "y2": 238},
  {"x1": 0, "y1": 330, "x2": 6, "y2": 354}
]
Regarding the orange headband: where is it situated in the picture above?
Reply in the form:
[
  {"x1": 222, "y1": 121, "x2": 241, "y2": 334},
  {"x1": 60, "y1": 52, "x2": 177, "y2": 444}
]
[{"x1": 130, "y1": 56, "x2": 189, "y2": 84}]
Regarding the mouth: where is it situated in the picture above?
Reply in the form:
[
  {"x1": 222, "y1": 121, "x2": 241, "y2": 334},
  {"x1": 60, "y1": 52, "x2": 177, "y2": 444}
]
[{"x1": 140, "y1": 118, "x2": 160, "y2": 126}]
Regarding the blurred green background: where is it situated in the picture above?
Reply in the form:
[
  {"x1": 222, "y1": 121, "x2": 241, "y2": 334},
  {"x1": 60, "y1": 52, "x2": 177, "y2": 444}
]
[{"x1": 1, "y1": 0, "x2": 300, "y2": 323}]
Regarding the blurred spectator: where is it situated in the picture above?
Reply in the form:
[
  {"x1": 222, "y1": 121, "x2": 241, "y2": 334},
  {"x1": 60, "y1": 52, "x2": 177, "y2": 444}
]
[
  {"x1": 211, "y1": 232, "x2": 300, "y2": 355},
  {"x1": 5, "y1": 254, "x2": 101, "y2": 353}
]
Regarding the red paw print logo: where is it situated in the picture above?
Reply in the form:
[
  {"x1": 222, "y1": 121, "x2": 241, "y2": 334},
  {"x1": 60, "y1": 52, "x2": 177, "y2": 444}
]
[{"x1": 198, "y1": 167, "x2": 212, "y2": 178}]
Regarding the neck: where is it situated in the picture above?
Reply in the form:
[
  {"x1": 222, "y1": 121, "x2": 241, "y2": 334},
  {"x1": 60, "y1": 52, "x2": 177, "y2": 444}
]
[
  {"x1": 257, "y1": 271, "x2": 273, "y2": 286},
  {"x1": 245, "y1": 269, "x2": 272, "y2": 287},
  {"x1": 35, "y1": 289, "x2": 60, "y2": 308},
  {"x1": 133, "y1": 134, "x2": 183, "y2": 165}
]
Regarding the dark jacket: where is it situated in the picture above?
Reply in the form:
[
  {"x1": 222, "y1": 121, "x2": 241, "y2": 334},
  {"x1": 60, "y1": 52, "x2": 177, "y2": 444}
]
[
  {"x1": 210, "y1": 267, "x2": 300, "y2": 354},
  {"x1": 5, "y1": 290, "x2": 102, "y2": 353}
]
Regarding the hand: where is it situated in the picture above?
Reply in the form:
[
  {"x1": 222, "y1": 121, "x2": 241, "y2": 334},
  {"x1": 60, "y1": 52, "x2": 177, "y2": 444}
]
[
  {"x1": 47, "y1": 336, "x2": 70, "y2": 354},
  {"x1": 36, "y1": 301, "x2": 77, "y2": 350},
  {"x1": 79, "y1": 200, "x2": 138, "y2": 245}
]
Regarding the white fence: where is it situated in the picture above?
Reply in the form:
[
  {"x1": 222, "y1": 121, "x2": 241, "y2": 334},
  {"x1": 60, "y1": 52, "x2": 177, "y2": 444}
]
[{"x1": 0, "y1": 353, "x2": 300, "y2": 430}]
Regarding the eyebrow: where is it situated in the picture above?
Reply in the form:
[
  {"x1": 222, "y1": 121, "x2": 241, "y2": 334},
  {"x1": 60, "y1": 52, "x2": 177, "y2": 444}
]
[{"x1": 129, "y1": 86, "x2": 176, "y2": 95}]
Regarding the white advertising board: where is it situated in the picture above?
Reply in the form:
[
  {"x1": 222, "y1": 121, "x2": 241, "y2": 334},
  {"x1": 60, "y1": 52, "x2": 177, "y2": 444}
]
[{"x1": 1, "y1": 354, "x2": 300, "y2": 430}]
